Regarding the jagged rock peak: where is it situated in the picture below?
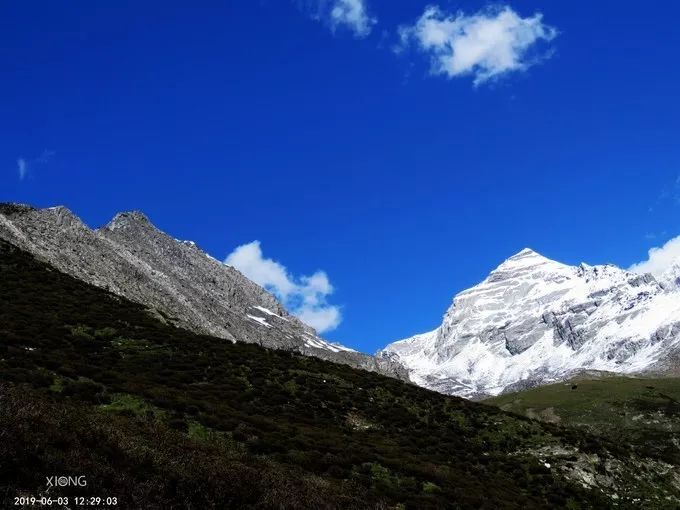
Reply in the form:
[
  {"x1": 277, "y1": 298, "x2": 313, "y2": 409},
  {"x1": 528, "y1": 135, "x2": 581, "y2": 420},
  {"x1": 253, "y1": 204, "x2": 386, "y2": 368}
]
[
  {"x1": 103, "y1": 210, "x2": 153, "y2": 231},
  {"x1": 42, "y1": 205, "x2": 84, "y2": 229}
]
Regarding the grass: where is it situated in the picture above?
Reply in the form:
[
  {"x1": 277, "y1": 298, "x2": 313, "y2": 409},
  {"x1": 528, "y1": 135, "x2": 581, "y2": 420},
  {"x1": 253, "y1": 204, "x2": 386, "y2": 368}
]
[
  {"x1": 100, "y1": 393, "x2": 166, "y2": 421},
  {"x1": 486, "y1": 376, "x2": 680, "y2": 464}
]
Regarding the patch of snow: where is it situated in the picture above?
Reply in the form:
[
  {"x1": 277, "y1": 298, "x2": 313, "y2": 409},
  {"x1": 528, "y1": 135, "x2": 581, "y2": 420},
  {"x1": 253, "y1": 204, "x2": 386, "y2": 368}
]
[
  {"x1": 252, "y1": 305, "x2": 289, "y2": 322},
  {"x1": 329, "y1": 342, "x2": 357, "y2": 353},
  {"x1": 301, "y1": 332, "x2": 358, "y2": 353},
  {"x1": 246, "y1": 314, "x2": 272, "y2": 328},
  {"x1": 174, "y1": 238, "x2": 197, "y2": 248},
  {"x1": 304, "y1": 335, "x2": 330, "y2": 350}
]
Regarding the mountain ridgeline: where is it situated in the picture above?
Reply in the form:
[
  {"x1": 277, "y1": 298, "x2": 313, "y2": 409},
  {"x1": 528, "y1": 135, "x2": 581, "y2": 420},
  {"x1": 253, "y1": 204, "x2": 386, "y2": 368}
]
[
  {"x1": 4, "y1": 203, "x2": 680, "y2": 402},
  {"x1": 4, "y1": 203, "x2": 680, "y2": 403},
  {"x1": 0, "y1": 203, "x2": 405, "y2": 379}
]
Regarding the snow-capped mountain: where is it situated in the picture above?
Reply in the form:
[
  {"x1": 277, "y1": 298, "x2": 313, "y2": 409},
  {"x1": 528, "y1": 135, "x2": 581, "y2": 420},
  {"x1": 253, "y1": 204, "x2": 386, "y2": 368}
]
[
  {"x1": 0, "y1": 203, "x2": 406, "y2": 378},
  {"x1": 378, "y1": 248, "x2": 680, "y2": 398},
  {"x1": 662, "y1": 262, "x2": 680, "y2": 290}
]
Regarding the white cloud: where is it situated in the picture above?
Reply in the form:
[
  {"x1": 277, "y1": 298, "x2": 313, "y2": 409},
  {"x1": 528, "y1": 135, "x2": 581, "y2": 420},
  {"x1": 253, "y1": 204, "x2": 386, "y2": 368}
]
[
  {"x1": 329, "y1": 0, "x2": 375, "y2": 37},
  {"x1": 225, "y1": 241, "x2": 342, "y2": 333},
  {"x1": 225, "y1": 241, "x2": 297, "y2": 297},
  {"x1": 304, "y1": 0, "x2": 376, "y2": 38},
  {"x1": 295, "y1": 306, "x2": 341, "y2": 334},
  {"x1": 17, "y1": 158, "x2": 27, "y2": 180},
  {"x1": 630, "y1": 235, "x2": 680, "y2": 277},
  {"x1": 398, "y1": 5, "x2": 557, "y2": 85}
]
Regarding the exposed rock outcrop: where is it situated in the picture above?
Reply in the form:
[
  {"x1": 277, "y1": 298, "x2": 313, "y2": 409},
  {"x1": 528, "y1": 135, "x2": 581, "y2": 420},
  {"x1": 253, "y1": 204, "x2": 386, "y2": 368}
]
[{"x1": 0, "y1": 204, "x2": 407, "y2": 379}]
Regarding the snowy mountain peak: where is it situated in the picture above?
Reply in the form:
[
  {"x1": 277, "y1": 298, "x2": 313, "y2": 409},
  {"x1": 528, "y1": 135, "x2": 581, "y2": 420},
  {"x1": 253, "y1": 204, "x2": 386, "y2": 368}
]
[
  {"x1": 509, "y1": 247, "x2": 542, "y2": 259},
  {"x1": 499, "y1": 247, "x2": 544, "y2": 265},
  {"x1": 490, "y1": 248, "x2": 566, "y2": 277},
  {"x1": 380, "y1": 249, "x2": 680, "y2": 399}
]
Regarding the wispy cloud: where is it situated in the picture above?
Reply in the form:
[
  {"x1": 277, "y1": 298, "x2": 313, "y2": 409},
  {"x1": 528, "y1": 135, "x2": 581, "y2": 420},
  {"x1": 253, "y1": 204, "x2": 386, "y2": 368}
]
[
  {"x1": 17, "y1": 158, "x2": 27, "y2": 180},
  {"x1": 673, "y1": 175, "x2": 680, "y2": 204},
  {"x1": 648, "y1": 174, "x2": 680, "y2": 213},
  {"x1": 630, "y1": 235, "x2": 680, "y2": 277},
  {"x1": 16, "y1": 150, "x2": 55, "y2": 181},
  {"x1": 302, "y1": 0, "x2": 376, "y2": 38},
  {"x1": 36, "y1": 150, "x2": 56, "y2": 164},
  {"x1": 397, "y1": 5, "x2": 557, "y2": 86},
  {"x1": 225, "y1": 240, "x2": 342, "y2": 333}
]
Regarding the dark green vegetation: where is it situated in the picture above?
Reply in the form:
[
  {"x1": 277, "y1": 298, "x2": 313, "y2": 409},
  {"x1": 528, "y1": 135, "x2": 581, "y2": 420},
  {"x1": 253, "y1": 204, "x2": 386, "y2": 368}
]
[
  {"x1": 488, "y1": 375, "x2": 680, "y2": 465},
  {"x1": 1, "y1": 239, "x2": 679, "y2": 509}
]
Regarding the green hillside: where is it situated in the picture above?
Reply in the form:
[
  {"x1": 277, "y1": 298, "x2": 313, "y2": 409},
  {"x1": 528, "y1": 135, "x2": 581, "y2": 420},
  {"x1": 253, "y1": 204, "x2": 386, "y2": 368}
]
[
  {"x1": 487, "y1": 375, "x2": 680, "y2": 465},
  {"x1": 1, "y1": 238, "x2": 679, "y2": 509}
]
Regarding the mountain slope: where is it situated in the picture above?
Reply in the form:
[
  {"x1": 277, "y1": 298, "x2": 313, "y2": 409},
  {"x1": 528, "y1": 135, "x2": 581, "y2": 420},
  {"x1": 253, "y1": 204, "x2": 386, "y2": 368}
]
[
  {"x1": 2, "y1": 239, "x2": 680, "y2": 508},
  {"x1": 0, "y1": 203, "x2": 403, "y2": 378},
  {"x1": 379, "y1": 248, "x2": 680, "y2": 398},
  {"x1": 487, "y1": 376, "x2": 680, "y2": 465}
]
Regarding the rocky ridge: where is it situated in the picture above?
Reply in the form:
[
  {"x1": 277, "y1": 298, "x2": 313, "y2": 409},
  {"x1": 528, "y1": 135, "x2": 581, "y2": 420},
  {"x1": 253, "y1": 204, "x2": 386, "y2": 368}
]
[{"x1": 0, "y1": 203, "x2": 405, "y2": 378}]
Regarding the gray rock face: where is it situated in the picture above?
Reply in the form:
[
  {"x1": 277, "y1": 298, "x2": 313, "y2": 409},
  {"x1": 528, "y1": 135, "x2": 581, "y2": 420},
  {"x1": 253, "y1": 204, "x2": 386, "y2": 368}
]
[
  {"x1": 379, "y1": 248, "x2": 680, "y2": 398},
  {"x1": 0, "y1": 204, "x2": 407, "y2": 379}
]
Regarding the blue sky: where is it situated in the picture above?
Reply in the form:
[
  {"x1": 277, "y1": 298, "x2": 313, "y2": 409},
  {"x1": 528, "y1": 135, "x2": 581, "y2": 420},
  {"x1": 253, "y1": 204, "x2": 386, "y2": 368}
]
[{"x1": 2, "y1": 1, "x2": 680, "y2": 353}]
